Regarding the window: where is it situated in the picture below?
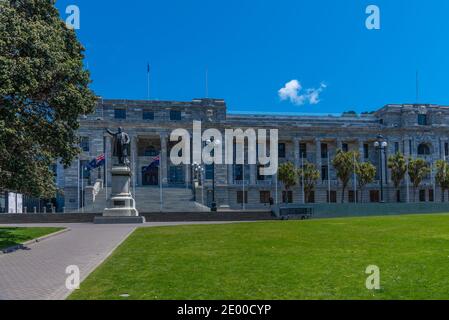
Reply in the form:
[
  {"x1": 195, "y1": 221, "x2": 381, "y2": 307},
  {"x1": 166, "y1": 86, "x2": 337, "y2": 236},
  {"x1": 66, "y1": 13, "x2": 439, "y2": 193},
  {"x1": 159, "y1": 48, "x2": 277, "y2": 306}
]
[
  {"x1": 321, "y1": 165, "x2": 328, "y2": 181},
  {"x1": 80, "y1": 137, "x2": 89, "y2": 152},
  {"x1": 170, "y1": 110, "x2": 182, "y2": 121},
  {"x1": 417, "y1": 143, "x2": 431, "y2": 155},
  {"x1": 429, "y1": 189, "x2": 434, "y2": 202},
  {"x1": 260, "y1": 191, "x2": 271, "y2": 204},
  {"x1": 370, "y1": 190, "x2": 380, "y2": 203},
  {"x1": 307, "y1": 191, "x2": 315, "y2": 203},
  {"x1": 364, "y1": 144, "x2": 369, "y2": 159},
  {"x1": 418, "y1": 114, "x2": 428, "y2": 126},
  {"x1": 278, "y1": 143, "x2": 286, "y2": 158},
  {"x1": 143, "y1": 110, "x2": 154, "y2": 120},
  {"x1": 394, "y1": 142, "x2": 400, "y2": 154},
  {"x1": 143, "y1": 146, "x2": 158, "y2": 157},
  {"x1": 282, "y1": 191, "x2": 293, "y2": 203},
  {"x1": 114, "y1": 108, "x2": 126, "y2": 119},
  {"x1": 237, "y1": 191, "x2": 248, "y2": 204},
  {"x1": 396, "y1": 190, "x2": 401, "y2": 202},
  {"x1": 348, "y1": 190, "x2": 358, "y2": 203},
  {"x1": 79, "y1": 160, "x2": 91, "y2": 180},
  {"x1": 419, "y1": 189, "x2": 426, "y2": 202},
  {"x1": 327, "y1": 191, "x2": 337, "y2": 203},
  {"x1": 321, "y1": 143, "x2": 328, "y2": 159},
  {"x1": 205, "y1": 165, "x2": 214, "y2": 180},
  {"x1": 342, "y1": 143, "x2": 349, "y2": 152},
  {"x1": 299, "y1": 143, "x2": 307, "y2": 158},
  {"x1": 445, "y1": 143, "x2": 449, "y2": 157}
]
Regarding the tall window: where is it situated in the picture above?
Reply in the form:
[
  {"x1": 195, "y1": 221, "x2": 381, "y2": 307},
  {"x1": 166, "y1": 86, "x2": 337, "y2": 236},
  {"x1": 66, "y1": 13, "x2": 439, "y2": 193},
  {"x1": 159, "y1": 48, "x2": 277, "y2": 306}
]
[
  {"x1": 321, "y1": 165, "x2": 328, "y2": 181},
  {"x1": 299, "y1": 143, "x2": 307, "y2": 158},
  {"x1": 170, "y1": 110, "x2": 182, "y2": 121},
  {"x1": 114, "y1": 108, "x2": 126, "y2": 119},
  {"x1": 205, "y1": 165, "x2": 214, "y2": 180},
  {"x1": 363, "y1": 144, "x2": 369, "y2": 159},
  {"x1": 417, "y1": 143, "x2": 431, "y2": 155},
  {"x1": 260, "y1": 191, "x2": 271, "y2": 204},
  {"x1": 278, "y1": 143, "x2": 286, "y2": 158},
  {"x1": 418, "y1": 114, "x2": 428, "y2": 126},
  {"x1": 445, "y1": 142, "x2": 449, "y2": 157},
  {"x1": 237, "y1": 191, "x2": 248, "y2": 204},
  {"x1": 342, "y1": 143, "x2": 349, "y2": 152},
  {"x1": 143, "y1": 110, "x2": 154, "y2": 120},
  {"x1": 394, "y1": 142, "x2": 400, "y2": 154},
  {"x1": 80, "y1": 137, "x2": 89, "y2": 152},
  {"x1": 321, "y1": 143, "x2": 328, "y2": 159},
  {"x1": 282, "y1": 190, "x2": 293, "y2": 203}
]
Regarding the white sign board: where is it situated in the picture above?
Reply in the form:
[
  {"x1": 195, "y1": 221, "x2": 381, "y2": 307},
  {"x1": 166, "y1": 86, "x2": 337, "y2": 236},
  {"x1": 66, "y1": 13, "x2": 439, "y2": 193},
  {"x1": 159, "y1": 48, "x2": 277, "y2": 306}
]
[
  {"x1": 7, "y1": 193, "x2": 16, "y2": 213},
  {"x1": 16, "y1": 194, "x2": 23, "y2": 214}
]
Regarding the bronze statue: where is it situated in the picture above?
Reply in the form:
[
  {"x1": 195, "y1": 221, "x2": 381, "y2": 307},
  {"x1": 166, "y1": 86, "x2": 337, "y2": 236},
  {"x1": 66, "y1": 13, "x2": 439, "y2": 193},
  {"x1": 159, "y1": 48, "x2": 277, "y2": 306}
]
[{"x1": 106, "y1": 127, "x2": 130, "y2": 165}]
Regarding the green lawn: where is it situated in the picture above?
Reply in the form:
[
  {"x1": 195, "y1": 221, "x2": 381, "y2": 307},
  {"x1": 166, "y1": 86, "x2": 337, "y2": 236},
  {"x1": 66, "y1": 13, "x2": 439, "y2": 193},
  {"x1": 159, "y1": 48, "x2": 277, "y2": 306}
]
[
  {"x1": 0, "y1": 227, "x2": 63, "y2": 250},
  {"x1": 70, "y1": 214, "x2": 449, "y2": 300}
]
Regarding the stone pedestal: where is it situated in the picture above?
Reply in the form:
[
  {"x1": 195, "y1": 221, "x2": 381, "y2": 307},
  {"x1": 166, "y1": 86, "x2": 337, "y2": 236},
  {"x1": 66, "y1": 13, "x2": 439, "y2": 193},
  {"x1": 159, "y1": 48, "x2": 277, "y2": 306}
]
[{"x1": 94, "y1": 166, "x2": 145, "y2": 224}]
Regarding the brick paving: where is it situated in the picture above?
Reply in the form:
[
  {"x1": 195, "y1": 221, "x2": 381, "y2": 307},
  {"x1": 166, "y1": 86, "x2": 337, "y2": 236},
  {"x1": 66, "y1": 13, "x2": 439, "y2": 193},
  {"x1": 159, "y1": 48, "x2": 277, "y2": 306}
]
[{"x1": 0, "y1": 221, "x2": 244, "y2": 300}]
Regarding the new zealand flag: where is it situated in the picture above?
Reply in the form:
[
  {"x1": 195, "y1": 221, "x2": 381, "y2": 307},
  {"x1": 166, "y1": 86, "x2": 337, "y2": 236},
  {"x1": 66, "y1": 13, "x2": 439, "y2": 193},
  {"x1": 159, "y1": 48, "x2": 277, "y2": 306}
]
[
  {"x1": 143, "y1": 155, "x2": 160, "y2": 172},
  {"x1": 87, "y1": 154, "x2": 105, "y2": 170}
]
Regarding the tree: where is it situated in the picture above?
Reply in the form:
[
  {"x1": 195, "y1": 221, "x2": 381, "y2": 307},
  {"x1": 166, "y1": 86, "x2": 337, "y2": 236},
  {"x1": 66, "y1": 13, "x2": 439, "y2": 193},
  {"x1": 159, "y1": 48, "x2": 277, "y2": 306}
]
[
  {"x1": 407, "y1": 158, "x2": 430, "y2": 202},
  {"x1": 278, "y1": 162, "x2": 297, "y2": 203},
  {"x1": 355, "y1": 162, "x2": 376, "y2": 203},
  {"x1": 298, "y1": 161, "x2": 320, "y2": 203},
  {"x1": 388, "y1": 153, "x2": 407, "y2": 202},
  {"x1": 435, "y1": 160, "x2": 449, "y2": 202},
  {"x1": 0, "y1": 0, "x2": 96, "y2": 198},
  {"x1": 332, "y1": 150, "x2": 359, "y2": 203}
]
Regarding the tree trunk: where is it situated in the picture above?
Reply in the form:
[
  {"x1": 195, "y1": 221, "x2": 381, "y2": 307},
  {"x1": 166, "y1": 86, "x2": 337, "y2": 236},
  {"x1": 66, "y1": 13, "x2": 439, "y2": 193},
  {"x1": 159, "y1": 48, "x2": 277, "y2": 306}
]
[
  {"x1": 341, "y1": 185, "x2": 346, "y2": 203},
  {"x1": 442, "y1": 188, "x2": 445, "y2": 202}
]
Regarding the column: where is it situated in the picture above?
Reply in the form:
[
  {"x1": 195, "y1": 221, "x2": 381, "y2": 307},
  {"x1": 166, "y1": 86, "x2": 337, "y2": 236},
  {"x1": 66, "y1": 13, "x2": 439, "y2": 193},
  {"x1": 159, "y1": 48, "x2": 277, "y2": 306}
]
[
  {"x1": 336, "y1": 138, "x2": 343, "y2": 151},
  {"x1": 293, "y1": 137, "x2": 300, "y2": 168},
  {"x1": 160, "y1": 133, "x2": 168, "y2": 186},
  {"x1": 105, "y1": 135, "x2": 112, "y2": 188},
  {"x1": 315, "y1": 139, "x2": 322, "y2": 174},
  {"x1": 358, "y1": 140, "x2": 364, "y2": 159},
  {"x1": 404, "y1": 137, "x2": 410, "y2": 156},
  {"x1": 131, "y1": 135, "x2": 138, "y2": 188}
]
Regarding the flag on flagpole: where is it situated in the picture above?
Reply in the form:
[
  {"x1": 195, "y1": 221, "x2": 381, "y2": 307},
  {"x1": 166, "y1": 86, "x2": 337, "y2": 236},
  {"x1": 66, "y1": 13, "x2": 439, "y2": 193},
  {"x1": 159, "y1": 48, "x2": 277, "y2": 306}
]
[
  {"x1": 143, "y1": 155, "x2": 160, "y2": 172},
  {"x1": 87, "y1": 154, "x2": 105, "y2": 171}
]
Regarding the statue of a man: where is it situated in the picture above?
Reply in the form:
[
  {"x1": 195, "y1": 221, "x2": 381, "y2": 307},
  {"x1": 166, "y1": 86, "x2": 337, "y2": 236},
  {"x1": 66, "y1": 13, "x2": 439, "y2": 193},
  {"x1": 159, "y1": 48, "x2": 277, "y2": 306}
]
[{"x1": 106, "y1": 127, "x2": 131, "y2": 165}]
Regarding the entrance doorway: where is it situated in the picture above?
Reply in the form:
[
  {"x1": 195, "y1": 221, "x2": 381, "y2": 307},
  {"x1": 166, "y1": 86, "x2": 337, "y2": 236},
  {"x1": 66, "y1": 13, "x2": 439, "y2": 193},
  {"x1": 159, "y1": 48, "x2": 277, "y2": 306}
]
[{"x1": 142, "y1": 167, "x2": 159, "y2": 186}]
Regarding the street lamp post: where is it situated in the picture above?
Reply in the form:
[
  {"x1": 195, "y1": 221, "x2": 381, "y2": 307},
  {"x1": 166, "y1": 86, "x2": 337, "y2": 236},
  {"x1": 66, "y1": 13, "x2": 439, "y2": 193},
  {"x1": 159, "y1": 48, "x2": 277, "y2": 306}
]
[
  {"x1": 374, "y1": 135, "x2": 388, "y2": 203},
  {"x1": 192, "y1": 162, "x2": 204, "y2": 202},
  {"x1": 206, "y1": 139, "x2": 221, "y2": 212}
]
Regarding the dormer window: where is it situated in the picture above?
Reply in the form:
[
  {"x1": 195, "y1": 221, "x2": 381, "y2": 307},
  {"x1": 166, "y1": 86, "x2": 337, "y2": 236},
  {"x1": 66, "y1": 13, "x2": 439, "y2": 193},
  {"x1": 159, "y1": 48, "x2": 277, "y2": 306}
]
[{"x1": 418, "y1": 114, "x2": 428, "y2": 126}]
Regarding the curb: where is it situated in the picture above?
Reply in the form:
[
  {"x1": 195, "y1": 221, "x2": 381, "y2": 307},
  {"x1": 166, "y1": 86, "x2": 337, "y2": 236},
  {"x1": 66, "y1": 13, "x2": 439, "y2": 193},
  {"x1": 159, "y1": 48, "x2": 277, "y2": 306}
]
[{"x1": 0, "y1": 228, "x2": 71, "y2": 255}]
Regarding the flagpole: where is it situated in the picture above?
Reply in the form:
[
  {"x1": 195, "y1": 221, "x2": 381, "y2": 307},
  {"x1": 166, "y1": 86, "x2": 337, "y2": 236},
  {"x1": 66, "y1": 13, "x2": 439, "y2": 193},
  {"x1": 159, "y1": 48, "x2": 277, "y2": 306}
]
[
  {"x1": 81, "y1": 162, "x2": 84, "y2": 213},
  {"x1": 77, "y1": 157, "x2": 80, "y2": 212},
  {"x1": 105, "y1": 135, "x2": 108, "y2": 201},
  {"x1": 327, "y1": 154, "x2": 331, "y2": 203},
  {"x1": 147, "y1": 63, "x2": 150, "y2": 100},
  {"x1": 353, "y1": 153, "x2": 357, "y2": 204},
  {"x1": 159, "y1": 154, "x2": 163, "y2": 212}
]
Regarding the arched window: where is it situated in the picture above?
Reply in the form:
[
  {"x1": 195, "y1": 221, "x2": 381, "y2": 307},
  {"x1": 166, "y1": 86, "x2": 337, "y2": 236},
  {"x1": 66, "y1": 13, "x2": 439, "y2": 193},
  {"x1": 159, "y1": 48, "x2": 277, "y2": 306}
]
[{"x1": 417, "y1": 143, "x2": 431, "y2": 155}]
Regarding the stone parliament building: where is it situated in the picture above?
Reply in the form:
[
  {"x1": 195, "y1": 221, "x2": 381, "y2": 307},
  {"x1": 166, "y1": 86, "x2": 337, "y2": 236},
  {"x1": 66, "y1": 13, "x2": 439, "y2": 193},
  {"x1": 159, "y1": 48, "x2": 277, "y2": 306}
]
[{"x1": 57, "y1": 98, "x2": 449, "y2": 213}]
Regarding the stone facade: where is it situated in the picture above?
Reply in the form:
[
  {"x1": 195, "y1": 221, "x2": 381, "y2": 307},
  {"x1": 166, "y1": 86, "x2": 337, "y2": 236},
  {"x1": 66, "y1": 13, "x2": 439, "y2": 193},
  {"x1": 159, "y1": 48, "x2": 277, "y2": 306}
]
[{"x1": 58, "y1": 99, "x2": 449, "y2": 211}]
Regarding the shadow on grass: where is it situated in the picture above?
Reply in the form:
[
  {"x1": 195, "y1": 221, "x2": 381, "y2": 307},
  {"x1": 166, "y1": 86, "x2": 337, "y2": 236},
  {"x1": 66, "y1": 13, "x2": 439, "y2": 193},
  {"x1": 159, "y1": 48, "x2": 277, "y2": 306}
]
[{"x1": 0, "y1": 228, "x2": 32, "y2": 253}]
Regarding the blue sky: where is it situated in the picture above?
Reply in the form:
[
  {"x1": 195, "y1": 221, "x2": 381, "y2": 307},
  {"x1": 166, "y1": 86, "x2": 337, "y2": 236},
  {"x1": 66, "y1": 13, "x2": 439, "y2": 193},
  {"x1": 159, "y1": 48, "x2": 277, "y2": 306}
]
[{"x1": 55, "y1": 0, "x2": 449, "y2": 114}]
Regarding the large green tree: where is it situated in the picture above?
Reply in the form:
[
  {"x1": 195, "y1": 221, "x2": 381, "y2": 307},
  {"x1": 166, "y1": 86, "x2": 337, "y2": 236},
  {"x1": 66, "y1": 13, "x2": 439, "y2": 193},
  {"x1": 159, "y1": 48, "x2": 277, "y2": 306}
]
[
  {"x1": 388, "y1": 153, "x2": 407, "y2": 202},
  {"x1": 298, "y1": 161, "x2": 320, "y2": 203},
  {"x1": 355, "y1": 162, "x2": 376, "y2": 203},
  {"x1": 278, "y1": 162, "x2": 297, "y2": 203},
  {"x1": 0, "y1": 0, "x2": 96, "y2": 198},
  {"x1": 408, "y1": 158, "x2": 430, "y2": 202},
  {"x1": 332, "y1": 150, "x2": 359, "y2": 203},
  {"x1": 435, "y1": 160, "x2": 449, "y2": 202}
]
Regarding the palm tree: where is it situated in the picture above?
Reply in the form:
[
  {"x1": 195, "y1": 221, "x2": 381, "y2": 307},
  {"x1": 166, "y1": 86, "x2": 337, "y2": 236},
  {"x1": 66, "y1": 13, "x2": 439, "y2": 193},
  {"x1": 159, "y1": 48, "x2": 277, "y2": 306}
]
[
  {"x1": 332, "y1": 150, "x2": 359, "y2": 203},
  {"x1": 388, "y1": 153, "x2": 407, "y2": 202},
  {"x1": 355, "y1": 162, "x2": 376, "y2": 203},
  {"x1": 298, "y1": 161, "x2": 320, "y2": 203},
  {"x1": 278, "y1": 162, "x2": 298, "y2": 203},
  {"x1": 408, "y1": 158, "x2": 430, "y2": 202},
  {"x1": 435, "y1": 160, "x2": 449, "y2": 202}
]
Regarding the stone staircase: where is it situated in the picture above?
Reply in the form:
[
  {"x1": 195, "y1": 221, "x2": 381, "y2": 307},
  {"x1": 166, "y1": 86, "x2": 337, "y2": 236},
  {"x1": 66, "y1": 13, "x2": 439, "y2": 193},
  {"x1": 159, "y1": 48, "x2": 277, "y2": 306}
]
[{"x1": 76, "y1": 186, "x2": 210, "y2": 213}]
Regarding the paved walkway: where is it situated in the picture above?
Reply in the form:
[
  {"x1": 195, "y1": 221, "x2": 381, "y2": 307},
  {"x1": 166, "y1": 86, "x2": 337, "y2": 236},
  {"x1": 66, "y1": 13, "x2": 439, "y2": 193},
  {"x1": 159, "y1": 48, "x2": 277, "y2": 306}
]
[{"x1": 0, "y1": 221, "x2": 240, "y2": 300}]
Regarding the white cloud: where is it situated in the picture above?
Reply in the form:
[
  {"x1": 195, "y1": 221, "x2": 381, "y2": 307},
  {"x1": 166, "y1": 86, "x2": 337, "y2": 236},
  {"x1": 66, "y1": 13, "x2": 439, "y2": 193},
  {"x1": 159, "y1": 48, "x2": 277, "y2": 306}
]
[{"x1": 278, "y1": 80, "x2": 326, "y2": 106}]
